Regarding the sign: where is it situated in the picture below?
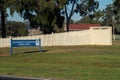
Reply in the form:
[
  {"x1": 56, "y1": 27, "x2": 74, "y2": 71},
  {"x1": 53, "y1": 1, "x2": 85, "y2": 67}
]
[
  {"x1": 10, "y1": 38, "x2": 41, "y2": 56},
  {"x1": 11, "y1": 40, "x2": 40, "y2": 47}
]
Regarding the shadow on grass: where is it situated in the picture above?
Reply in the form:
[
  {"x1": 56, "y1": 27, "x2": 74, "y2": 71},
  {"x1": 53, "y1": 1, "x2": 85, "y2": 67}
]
[{"x1": 24, "y1": 50, "x2": 48, "y2": 53}]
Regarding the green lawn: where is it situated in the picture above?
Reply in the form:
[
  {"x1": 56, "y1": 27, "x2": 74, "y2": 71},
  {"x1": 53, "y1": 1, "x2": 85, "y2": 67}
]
[{"x1": 0, "y1": 41, "x2": 120, "y2": 80}]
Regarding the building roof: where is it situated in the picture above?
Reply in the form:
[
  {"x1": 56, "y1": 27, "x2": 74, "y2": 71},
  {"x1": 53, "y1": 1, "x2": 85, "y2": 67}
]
[{"x1": 69, "y1": 24, "x2": 100, "y2": 31}]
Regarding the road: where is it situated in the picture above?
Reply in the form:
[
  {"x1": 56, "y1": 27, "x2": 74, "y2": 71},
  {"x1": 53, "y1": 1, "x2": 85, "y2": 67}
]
[{"x1": 0, "y1": 75, "x2": 50, "y2": 80}]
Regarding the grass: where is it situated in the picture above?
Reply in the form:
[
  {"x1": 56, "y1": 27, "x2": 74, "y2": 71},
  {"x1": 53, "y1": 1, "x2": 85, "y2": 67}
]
[
  {"x1": 0, "y1": 41, "x2": 120, "y2": 80},
  {"x1": 115, "y1": 35, "x2": 120, "y2": 40}
]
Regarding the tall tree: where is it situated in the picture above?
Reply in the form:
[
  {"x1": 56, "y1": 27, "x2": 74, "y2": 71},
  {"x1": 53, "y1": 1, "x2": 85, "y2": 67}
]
[
  {"x1": 112, "y1": 0, "x2": 120, "y2": 33},
  {"x1": 100, "y1": 1, "x2": 120, "y2": 26},
  {"x1": 113, "y1": 0, "x2": 120, "y2": 24},
  {"x1": 0, "y1": 0, "x2": 16, "y2": 38},
  {"x1": 15, "y1": 0, "x2": 65, "y2": 34},
  {"x1": 63, "y1": 0, "x2": 99, "y2": 32},
  {"x1": 100, "y1": 1, "x2": 120, "y2": 34},
  {"x1": 100, "y1": 5, "x2": 113, "y2": 26},
  {"x1": 0, "y1": 0, "x2": 7, "y2": 38}
]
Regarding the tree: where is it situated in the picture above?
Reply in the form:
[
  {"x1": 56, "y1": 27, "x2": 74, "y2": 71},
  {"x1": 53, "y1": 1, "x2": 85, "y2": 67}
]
[
  {"x1": 113, "y1": 0, "x2": 120, "y2": 10},
  {"x1": 63, "y1": 0, "x2": 99, "y2": 32},
  {"x1": 6, "y1": 21, "x2": 28, "y2": 36},
  {"x1": 99, "y1": 1, "x2": 120, "y2": 34},
  {"x1": 112, "y1": 0, "x2": 120, "y2": 34},
  {"x1": 75, "y1": 14, "x2": 97, "y2": 24},
  {"x1": 0, "y1": 0, "x2": 8, "y2": 38},
  {"x1": 0, "y1": 0, "x2": 16, "y2": 38},
  {"x1": 100, "y1": 4, "x2": 114, "y2": 26},
  {"x1": 15, "y1": 0, "x2": 65, "y2": 34}
]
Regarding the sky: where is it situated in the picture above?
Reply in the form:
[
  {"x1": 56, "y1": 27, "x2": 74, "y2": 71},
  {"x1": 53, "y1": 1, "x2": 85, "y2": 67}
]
[
  {"x1": 71, "y1": 0, "x2": 113, "y2": 21},
  {"x1": 7, "y1": 0, "x2": 113, "y2": 22}
]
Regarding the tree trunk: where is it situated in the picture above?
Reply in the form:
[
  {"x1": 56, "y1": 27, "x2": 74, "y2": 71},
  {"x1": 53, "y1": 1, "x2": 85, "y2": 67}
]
[
  {"x1": 66, "y1": 19, "x2": 70, "y2": 32},
  {"x1": 1, "y1": 9, "x2": 6, "y2": 38}
]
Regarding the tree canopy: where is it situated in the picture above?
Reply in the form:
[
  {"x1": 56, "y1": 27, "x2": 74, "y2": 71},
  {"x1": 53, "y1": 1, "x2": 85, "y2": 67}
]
[
  {"x1": 0, "y1": 0, "x2": 99, "y2": 37},
  {"x1": 63, "y1": 0, "x2": 99, "y2": 31},
  {"x1": 14, "y1": 0, "x2": 99, "y2": 32},
  {"x1": 0, "y1": 0, "x2": 16, "y2": 38},
  {"x1": 15, "y1": 0, "x2": 65, "y2": 34},
  {"x1": 75, "y1": 10, "x2": 102, "y2": 24},
  {"x1": 93, "y1": 0, "x2": 120, "y2": 34}
]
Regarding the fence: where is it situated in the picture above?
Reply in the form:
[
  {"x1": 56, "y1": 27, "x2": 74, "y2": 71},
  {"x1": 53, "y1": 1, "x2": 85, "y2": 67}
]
[{"x1": 0, "y1": 27, "x2": 112, "y2": 48}]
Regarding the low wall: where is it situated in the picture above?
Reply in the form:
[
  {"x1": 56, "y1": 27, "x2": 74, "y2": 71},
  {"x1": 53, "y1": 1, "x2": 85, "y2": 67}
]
[
  {"x1": 0, "y1": 27, "x2": 112, "y2": 48},
  {"x1": 90, "y1": 27, "x2": 112, "y2": 45}
]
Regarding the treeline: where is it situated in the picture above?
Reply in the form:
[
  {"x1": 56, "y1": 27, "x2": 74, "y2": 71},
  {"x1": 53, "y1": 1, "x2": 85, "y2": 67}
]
[
  {"x1": 0, "y1": 0, "x2": 99, "y2": 38},
  {"x1": 72, "y1": 0, "x2": 120, "y2": 33},
  {"x1": 0, "y1": 0, "x2": 120, "y2": 38}
]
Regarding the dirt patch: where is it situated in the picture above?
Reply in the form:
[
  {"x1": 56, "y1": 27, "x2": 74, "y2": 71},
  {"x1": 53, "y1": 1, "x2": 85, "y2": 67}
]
[{"x1": 0, "y1": 53, "x2": 10, "y2": 56}]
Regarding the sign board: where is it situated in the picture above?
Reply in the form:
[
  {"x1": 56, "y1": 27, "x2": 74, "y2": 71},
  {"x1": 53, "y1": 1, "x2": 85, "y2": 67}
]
[{"x1": 10, "y1": 38, "x2": 41, "y2": 56}]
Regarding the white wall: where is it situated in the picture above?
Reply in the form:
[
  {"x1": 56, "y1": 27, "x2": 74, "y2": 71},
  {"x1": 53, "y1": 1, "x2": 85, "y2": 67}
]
[
  {"x1": 0, "y1": 27, "x2": 112, "y2": 48},
  {"x1": 90, "y1": 27, "x2": 112, "y2": 45}
]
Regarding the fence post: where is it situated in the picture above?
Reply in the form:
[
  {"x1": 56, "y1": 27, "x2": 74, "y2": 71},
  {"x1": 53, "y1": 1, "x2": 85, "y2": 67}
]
[
  {"x1": 10, "y1": 37, "x2": 12, "y2": 56},
  {"x1": 39, "y1": 38, "x2": 42, "y2": 52}
]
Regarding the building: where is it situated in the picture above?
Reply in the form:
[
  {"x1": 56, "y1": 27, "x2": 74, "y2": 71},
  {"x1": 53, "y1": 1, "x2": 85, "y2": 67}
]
[{"x1": 64, "y1": 24, "x2": 100, "y2": 31}]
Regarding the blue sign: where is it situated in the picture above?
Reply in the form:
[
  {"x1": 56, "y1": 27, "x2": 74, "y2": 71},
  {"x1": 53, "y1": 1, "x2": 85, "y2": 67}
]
[
  {"x1": 10, "y1": 39, "x2": 41, "y2": 56},
  {"x1": 11, "y1": 40, "x2": 40, "y2": 47}
]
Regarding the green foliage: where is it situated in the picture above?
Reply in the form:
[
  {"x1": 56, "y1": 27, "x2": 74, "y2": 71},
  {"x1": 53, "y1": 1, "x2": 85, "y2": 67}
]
[
  {"x1": 100, "y1": 5, "x2": 113, "y2": 26},
  {"x1": 14, "y1": 0, "x2": 99, "y2": 33},
  {"x1": 114, "y1": 0, "x2": 120, "y2": 10},
  {"x1": 15, "y1": 0, "x2": 65, "y2": 34},
  {"x1": 76, "y1": 9, "x2": 106, "y2": 24},
  {"x1": 0, "y1": 0, "x2": 100, "y2": 36},
  {"x1": 100, "y1": 1, "x2": 120, "y2": 34},
  {"x1": 113, "y1": 0, "x2": 120, "y2": 34},
  {"x1": 0, "y1": 0, "x2": 16, "y2": 38},
  {"x1": 6, "y1": 21, "x2": 28, "y2": 36},
  {"x1": 64, "y1": 0, "x2": 99, "y2": 31}
]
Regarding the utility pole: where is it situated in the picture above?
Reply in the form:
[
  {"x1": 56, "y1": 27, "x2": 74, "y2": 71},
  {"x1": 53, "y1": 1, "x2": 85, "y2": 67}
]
[
  {"x1": 111, "y1": 4, "x2": 116, "y2": 41},
  {"x1": 112, "y1": 16, "x2": 115, "y2": 41}
]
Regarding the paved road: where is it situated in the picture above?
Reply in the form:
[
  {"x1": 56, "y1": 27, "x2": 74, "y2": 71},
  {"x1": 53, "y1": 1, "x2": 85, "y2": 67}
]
[{"x1": 0, "y1": 75, "x2": 50, "y2": 80}]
